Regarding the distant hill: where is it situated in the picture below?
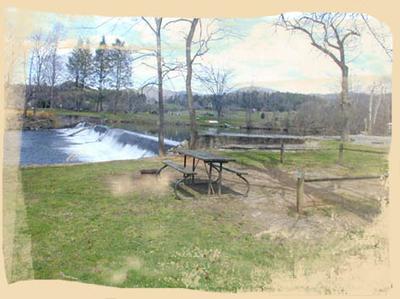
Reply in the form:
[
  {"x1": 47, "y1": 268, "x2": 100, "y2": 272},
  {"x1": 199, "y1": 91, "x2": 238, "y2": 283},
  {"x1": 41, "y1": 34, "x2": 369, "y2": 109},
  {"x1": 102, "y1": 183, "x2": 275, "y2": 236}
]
[
  {"x1": 233, "y1": 86, "x2": 276, "y2": 94},
  {"x1": 142, "y1": 85, "x2": 277, "y2": 102},
  {"x1": 142, "y1": 86, "x2": 183, "y2": 102}
]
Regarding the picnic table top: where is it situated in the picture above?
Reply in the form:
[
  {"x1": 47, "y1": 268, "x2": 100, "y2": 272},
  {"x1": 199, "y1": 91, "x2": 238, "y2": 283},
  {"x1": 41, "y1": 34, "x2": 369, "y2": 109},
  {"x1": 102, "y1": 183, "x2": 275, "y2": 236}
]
[{"x1": 176, "y1": 149, "x2": 236, "y2": 163}]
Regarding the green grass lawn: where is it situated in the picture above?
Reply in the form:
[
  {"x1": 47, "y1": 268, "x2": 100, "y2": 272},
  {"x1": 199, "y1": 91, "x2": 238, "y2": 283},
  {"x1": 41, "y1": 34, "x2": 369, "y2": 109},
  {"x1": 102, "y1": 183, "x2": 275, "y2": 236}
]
[
  {"x1": 223, "y1": 141, "x2": 389, "y2": 176},
  {"x1": 15, "y1": 144, "x2": 389, "y2": 291},
  {"x1": 47, "y1": 108, "x2": 268, "y2": 129},
  {"x1": 22, "y1": 160, "x2": 294, "y2": 290}
]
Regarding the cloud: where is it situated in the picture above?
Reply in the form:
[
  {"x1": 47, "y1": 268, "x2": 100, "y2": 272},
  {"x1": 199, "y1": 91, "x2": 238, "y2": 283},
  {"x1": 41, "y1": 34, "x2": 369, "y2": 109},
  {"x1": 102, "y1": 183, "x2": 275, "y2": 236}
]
[
  {"x1": 196, "y1": 20, "x2": 391, "y2": 93},
  {"x1": 10, "y1": 10, "x2": 392, "y2": 93}
]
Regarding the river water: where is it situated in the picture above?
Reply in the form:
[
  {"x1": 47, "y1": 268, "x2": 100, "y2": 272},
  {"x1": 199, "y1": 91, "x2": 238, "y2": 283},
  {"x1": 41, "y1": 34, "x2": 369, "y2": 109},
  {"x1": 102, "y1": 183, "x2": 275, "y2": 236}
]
[
  {"x1": 5, "y1": 122, "x2": 390, "y2": 167},
  {"x1": 12, "y1": 122, "x2": 287, "y2": 166},
  {"x1": 12, "y1": 123, "x2": 181, "y2": 166}
]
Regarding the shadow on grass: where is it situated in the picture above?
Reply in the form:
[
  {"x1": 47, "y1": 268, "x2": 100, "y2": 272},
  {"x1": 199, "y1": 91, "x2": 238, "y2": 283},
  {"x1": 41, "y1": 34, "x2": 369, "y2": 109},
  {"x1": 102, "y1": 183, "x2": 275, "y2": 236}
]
[
  {"x1": 305, "y1": 184, "x2": 382, "y2": 222},
  {"x1": 170, "y1": 179, "x2": 243, "y2": 200}
]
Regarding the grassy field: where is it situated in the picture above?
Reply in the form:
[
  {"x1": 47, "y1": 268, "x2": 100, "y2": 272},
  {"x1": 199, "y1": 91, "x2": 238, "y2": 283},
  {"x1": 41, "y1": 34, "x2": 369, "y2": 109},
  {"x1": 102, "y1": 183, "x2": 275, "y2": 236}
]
[
  {"x1": 45, "y1": 108, "x2": 270, "y2": 128},
  {"x1": 10, "y1": 143, "x2": 389, "y2": 292},
  {"x1": 223, "y1": 141, "x2": 389, "y2": 176}
]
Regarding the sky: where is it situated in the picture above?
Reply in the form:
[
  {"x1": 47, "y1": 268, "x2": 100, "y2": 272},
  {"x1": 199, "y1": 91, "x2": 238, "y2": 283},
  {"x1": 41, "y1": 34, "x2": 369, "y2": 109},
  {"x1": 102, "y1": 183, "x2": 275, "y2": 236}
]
[{"x1": 5, "y1": 8, "x2": 393, "y2": 94}]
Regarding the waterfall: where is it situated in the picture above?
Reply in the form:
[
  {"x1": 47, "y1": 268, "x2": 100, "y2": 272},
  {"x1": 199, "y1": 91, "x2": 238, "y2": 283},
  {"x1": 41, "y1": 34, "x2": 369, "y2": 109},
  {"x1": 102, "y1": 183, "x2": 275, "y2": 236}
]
[{"x1": 57, "y1": 123, "x2": 179, "y2": 163}]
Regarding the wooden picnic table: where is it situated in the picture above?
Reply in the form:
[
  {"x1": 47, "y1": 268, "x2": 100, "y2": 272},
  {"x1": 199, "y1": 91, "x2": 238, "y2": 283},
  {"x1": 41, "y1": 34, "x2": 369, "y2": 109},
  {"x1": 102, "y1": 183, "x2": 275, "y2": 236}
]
[
  {"x1": 157, "y1": 149, "x2": 249, "y2": 198},
  {"x1": 177, "y1": 149, "x2": 235, "y2": 196}
]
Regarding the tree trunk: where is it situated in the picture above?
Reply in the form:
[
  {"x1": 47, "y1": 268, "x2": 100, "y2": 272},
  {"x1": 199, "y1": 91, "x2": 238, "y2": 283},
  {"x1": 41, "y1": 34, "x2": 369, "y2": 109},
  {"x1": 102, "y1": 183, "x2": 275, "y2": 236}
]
[
  {"x1": 49, "y1": 85, "x2": 54, "y2": 109},
  {"x1": 217, "y1": 108, "x2": 222, "y2": 124},
  {"x1": 186, "y1": 19, "x2": 199, "y2": 149},
  {"x1": 156, "y1": 20, "x2": 165, "y2": 156},
  {"x1": 372, "y1": 88, "x2": 384, "y2": 132},
  {"x1": 368, "y1": 86, "x2": 374, "y2": 134},
  {"x1": 113, "y1": 91, "x2": 119, "y2": 114},
  {"x1": 24, "y1": 55, "x2": 34, "y2": 118},
  {"x1": 246, "y1": 108, "x2": 252, "y2": 128},
  {"x1": 340, "y1": 66, "x2": 350, "y2": 142},
  {"x1": 49, "y1": 54, "x2": 56, "y2": 109},
  {"x1": 96, "y1": 89, "x2": 101, "y2": 112}
]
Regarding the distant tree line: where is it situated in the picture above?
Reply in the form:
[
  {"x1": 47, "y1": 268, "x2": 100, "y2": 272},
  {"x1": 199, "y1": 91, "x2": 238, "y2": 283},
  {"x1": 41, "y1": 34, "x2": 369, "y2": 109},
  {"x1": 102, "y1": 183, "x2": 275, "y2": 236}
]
[
  {"x1": 170, "y1": 90, "x2": 325, "y2": 112},
  {"x1": 22, "y1": 26, "x2": 145, "y2": 115},
  {"x1": 169, "y1": 90, "x2": 391, "y2": 135}
]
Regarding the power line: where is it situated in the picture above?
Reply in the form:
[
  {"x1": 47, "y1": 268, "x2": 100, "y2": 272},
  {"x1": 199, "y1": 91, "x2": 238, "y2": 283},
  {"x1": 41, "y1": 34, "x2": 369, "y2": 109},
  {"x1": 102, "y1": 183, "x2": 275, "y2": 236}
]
[{"x1": 69, "y1": 17, "x2": 115, "y2": 30}]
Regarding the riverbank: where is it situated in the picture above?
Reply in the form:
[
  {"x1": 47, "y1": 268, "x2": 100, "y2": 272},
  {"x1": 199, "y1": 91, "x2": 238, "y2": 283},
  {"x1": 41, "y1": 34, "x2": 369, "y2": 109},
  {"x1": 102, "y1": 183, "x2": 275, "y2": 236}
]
[
  {"x1": 6, "y1": 108, "x2": 222, "y2": 131},
  {"x1": 5, "y1": 108, "x2": 295, "y2": 132}
]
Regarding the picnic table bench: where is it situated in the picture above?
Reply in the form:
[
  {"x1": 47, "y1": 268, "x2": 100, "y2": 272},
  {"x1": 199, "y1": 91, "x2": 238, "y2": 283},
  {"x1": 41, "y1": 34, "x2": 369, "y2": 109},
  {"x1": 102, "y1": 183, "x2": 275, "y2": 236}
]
[
  {"x1": 157, "y1": 160, "x2": 196, "y2": 176},
  {"x1": 157, "y1": 149, "x2": 250, "y2": 199}
]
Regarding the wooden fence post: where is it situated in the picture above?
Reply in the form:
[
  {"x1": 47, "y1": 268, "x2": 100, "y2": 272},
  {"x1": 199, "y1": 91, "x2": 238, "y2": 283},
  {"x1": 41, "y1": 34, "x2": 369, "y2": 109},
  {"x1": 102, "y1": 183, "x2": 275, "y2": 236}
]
[
  {"x1": 296, "y1": 170, "x2": 304, "y2": 213},
  {"x1": 338, "y1": 142, "x2": 344, "y2": 164},
  {"x1": 280, "y1": 142, "x2": 284, "y2": 164}
]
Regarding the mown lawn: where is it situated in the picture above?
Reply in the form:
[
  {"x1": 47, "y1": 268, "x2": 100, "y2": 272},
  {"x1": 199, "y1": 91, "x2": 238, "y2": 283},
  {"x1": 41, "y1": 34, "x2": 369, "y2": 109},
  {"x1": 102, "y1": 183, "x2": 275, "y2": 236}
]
[
  {"x1": 46, "y1": 108, "x2": 268, "y2": 128},
  {"x1": 223, "y1": 141, "x2": 389, "y2": 176},
  {"x1": 21, "y1": 160, "x2": 292, "y2": 290},
  {"x1": 17, "y1": 144, "x2": 389, "y2": 292}
]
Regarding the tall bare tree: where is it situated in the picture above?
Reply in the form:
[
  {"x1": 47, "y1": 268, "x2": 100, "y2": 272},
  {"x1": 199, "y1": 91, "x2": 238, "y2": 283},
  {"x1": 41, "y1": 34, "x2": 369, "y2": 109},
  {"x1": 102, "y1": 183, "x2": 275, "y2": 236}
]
[
  {"x1": 276, "y1": 13, "x2": 361, "y2": 142},
  {"x1": 30, "y1": 31, "x2": 52, "y2": 104},
  {"x1": 368, "y1": 81, "x2": 388, "y2": 135},
  {"x1": 46, "y1": 24, "x2": 64, "y2": 108},
  {"x1": 183, "y1": 19, "x2": 225, "y2": 148},
  {"x1": 164, "y1": 18, "x2": 232, "y2": 148},
  {"x1": 23, "y1": 51, "x2": 35, "y2": 117},
  {"x1": 185, "y1": 19, "x2": 200, "y2": 149},
  {"x1": 141, "y1": 17, "x2": 166, "y2": 156}
]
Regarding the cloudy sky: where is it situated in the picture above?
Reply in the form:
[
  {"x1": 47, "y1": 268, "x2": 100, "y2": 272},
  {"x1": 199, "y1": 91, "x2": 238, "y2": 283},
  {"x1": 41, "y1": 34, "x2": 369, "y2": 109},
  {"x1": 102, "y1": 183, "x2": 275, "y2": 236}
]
[{"x1": 6, "y1": 8, "x2": 393, "y2": 94}]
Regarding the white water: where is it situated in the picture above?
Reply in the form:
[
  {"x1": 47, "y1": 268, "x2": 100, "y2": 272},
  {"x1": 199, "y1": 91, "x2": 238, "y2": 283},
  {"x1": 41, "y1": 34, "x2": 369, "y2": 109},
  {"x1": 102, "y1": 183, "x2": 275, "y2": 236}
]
[{"x1": 57, "y1": 123, "x2": 179, "y2": 163}]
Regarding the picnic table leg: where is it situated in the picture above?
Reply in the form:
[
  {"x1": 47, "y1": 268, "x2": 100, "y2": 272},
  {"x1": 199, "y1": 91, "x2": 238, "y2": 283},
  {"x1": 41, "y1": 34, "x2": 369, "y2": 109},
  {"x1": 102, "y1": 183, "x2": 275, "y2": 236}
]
[
  {"x1": 217, "y1": 162, "x2": 222, "y2": 195},
  {"x1": 208, "y1": 162, "x2": 213, "y2": 195}
]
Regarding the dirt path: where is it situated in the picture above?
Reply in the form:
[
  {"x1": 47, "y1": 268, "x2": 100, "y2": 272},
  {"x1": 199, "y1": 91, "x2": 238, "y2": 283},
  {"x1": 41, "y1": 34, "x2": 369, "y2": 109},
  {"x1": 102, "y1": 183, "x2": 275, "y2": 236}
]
[
  {"x1": 127, "y1": 161, "x2": 387, "y2": 243},
  {"x1": 246, "y1": 165, "x2": 387, "y2": 240}
]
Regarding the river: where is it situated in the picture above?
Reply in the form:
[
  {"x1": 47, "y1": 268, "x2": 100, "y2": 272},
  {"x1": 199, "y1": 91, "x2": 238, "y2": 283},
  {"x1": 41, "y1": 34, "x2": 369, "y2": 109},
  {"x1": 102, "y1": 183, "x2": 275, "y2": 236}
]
[
  {"x1": 11, "y1": 121, "x2": 288, "y2": 166},
  {"x1": 7, "y1": 123, "x2": 182, "y2": 166},
  {"x1": 4, "y1": 122, "x2": 390, "y2": 167}
]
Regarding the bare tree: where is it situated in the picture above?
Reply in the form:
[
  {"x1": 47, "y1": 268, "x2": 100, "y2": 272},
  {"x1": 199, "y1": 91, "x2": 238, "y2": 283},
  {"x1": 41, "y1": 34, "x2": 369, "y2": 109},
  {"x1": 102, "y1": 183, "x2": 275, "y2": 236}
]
[
  {"x1": 196, "y1": 65, "x2": 233, "y2": 123},
  {"x1": 23, "y1": 52, "x2": 34, "y2": 117},
  {"x1": 368, "y1": 81, "x2": 389, "y2": 135},
  {"x1": 163, "y1": 18, "x2": 234, "y2": 148},
  {"x1": 30, "y1": 31, "x2": 52, "y2": 104},
  {"x1": 242, "y1": 90, "x2": 259, "y2": 129},
  {"x1": 361, "y1": 14, "x2": 392, "y2": 62},
  {"x1": 46, "y1": 24, "x2": 64, "y2": 108},
  {"x1": 276, "y1": 13, "x2": 361, "y2": 142},
  {"x1": 181, "y1": 18, "x2": 223, "y2": 148},
  {"x1": 141, "y1": 17, "x2": 166, "y2": 156},
  {"x1": 184, "y1": 19, "x2": 200, "y2": 149}
]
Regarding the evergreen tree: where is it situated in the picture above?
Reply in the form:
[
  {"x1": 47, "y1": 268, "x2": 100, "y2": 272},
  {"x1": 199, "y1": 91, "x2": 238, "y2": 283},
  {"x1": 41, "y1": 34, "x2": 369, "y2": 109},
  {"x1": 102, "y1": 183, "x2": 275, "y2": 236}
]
[
  {"x1": 92, "y1": 36, "x2": 111, "y2": 112},
  {"x1": 109, "y1": 38, "x2": 132, "y2": 113},
  {"x1": 66, "y1": 38, "x2": 93, "y2": 110}
]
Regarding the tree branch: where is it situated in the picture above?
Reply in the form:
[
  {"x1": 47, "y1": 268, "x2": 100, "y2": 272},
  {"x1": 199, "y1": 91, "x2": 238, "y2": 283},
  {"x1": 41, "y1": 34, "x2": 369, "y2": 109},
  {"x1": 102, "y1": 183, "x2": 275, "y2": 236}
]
[{"x1": 141, "y1": 17, "x2": 157, "y2": 34}]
